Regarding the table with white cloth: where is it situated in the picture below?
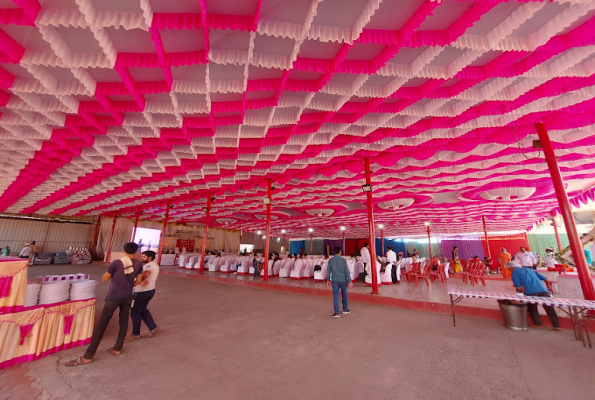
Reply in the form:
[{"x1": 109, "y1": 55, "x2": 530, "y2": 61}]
[
  {"x1": 0, "y1": 298, "x2": 96, "y2": 369},
  {"x1": 348, "y1": 261, "x2": 364, "y2": 281},
  {"x1": 160, "y1": 254, "x2": 176, "y2": 266},
  {"x1": 449, "y1": 290, "x2": 595, "y2": 348},
  {"x1": 0, "y1": 259, "x2": 28, "y2": 314}
]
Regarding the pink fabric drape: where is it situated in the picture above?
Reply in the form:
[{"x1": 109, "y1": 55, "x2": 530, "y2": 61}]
[{"x1": 0, "y1": 276, "x2": 13, "y2": 298}]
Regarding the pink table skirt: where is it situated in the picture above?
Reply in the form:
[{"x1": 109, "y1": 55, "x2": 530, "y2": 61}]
[
  {"x1": 0, "y1": 259, "x2": 28, "y2": 313},
  {"x1": 0, "y1": 298, "x2": 95, "y2": 370}
]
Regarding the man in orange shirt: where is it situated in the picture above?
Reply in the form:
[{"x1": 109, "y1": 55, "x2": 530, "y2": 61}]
[{"x1": 499, "y1": 247, "x2": 512, "y2": 278}]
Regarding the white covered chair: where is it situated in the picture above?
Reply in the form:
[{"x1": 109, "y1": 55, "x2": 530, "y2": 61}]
[
  {"x1": 186, "y1": 256, "x2": 199, "y2": 269},
  {"x1": 237, "y1": 258, "x2": 252, "y2": 274},
  {"x1": 219, "y1": 257, "x2": 234, "y2": 273},
  {"x1": 314, "y1": 259, "x2": 329, "y2": 282},
  {"x1": 380, "y1": 262, "x2": 393, "y2": 285},
  {"x1": 365, "y1": 262, "x2": 382, "y2": 286},
  {"x1": 279, "y1": 258, "x2": 294, "y2": 278},
  {"x1": 353, "y1": 261, "x2": 364, "y2": 280},
  {"x1": 290, "y1": 258, "x2": 305, "y2": 279},
  {"x1": 208, "y1": 257, "x2": 221, "y2": 272},
  {"x1": 272, "y1": 259, "x2": 284, "y2": 276}
]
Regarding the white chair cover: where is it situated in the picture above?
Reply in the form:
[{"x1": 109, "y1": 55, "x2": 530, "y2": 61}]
[
  {"x1": 290, "y1": 259, "x2": 305, "y2": 279},
  {"x1": 381, "y1": 262, "x2": 393, "y2": 284},
  {"x1": 365, "y1": 263, "x2": 382, "y2": 285},
  {"x1": 279, "y1": 258, "x2": 294, "y2": 278}
]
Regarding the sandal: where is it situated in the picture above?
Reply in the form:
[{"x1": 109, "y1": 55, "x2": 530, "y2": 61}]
[
  {"x1": 124, "y1": 335, "x2": 141, "y2": 343},
  {"x1": 65, "y1": 357, "x2": 93, "y2": 367},
  {"x1": 148, "y1": 328, "x2": 159, "y2": 338},
  {"x1": 106, "y1": 348, "x2": 121, "y2": 356}
]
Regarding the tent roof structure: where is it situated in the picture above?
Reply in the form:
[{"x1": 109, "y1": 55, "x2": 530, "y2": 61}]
[{"x1": 1, "y1": 0, "x2": 595, "y2": 238}]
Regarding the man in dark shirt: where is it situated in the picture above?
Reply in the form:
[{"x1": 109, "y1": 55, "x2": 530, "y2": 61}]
[
  {"x1": 327, "y1": 247, "x2": 353, "y2": 318},
  {"x1": 66, "y1": 242, "x2": 143, "y2": 366}
]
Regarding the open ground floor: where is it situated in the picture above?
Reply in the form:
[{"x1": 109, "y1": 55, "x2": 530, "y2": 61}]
[{"x1": 0, "y1": 263, "x2": 594, "y2": 400}]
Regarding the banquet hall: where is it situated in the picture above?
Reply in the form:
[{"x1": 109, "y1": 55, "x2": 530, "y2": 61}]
[{"x1": 1, "y1": 0, "x2": 595, "y2": 398}]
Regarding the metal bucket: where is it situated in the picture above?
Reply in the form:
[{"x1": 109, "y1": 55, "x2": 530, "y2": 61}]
[{"x1": 498, "y1": 300, "x2": 528, "y2": 331}]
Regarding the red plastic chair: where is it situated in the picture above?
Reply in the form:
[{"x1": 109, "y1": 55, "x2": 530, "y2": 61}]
[
  {"x1": 403, "y1": 262, "x2": 420, "y2": 283},
  {"x1": 469, "y1": 262, "x2": 486, "y2": 286},
  {"x1": 430, "y1": 263, "x2": 445, "y2": 283},
  {"x1": 411, "y1": 261, "x2": 431, "y2": 286},
  {"x1": 462, "y1": 260, "x2": 479, "y2": 284}
]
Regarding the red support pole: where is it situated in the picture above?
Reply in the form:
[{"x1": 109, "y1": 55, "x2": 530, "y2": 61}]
[
  {"x1": 380, "y1": 229, "x2": 384, "y2": 256},
  {"x1": 89, "y1": 216, "x2": 101, "y2": 256},
  {"x1": 342, "y1": 231, "x2": 346, "y2": 255},
  {"x1": 157, "y1": 200, "x2": 171, "y2": 265},
  {"x1": 263, "y1": 178, "x2": 272, "y2": 282},
  {"x1": 132, "y1": 206, "x2": 141, "y2": 241},
  {"x1": 283, "y1": 234, "x2": 286, "y2": 253},
  {"x1": 482, "y1": 215, "x2": 491, "y2": 259},
  {"x1": 104, "y1": 214, "x2": 117, "y2": 263},
  {"x1": 199, "y1": 193, "x2": 212, "y2": 274},
  {"x1": 551, "y1": 214, "x2": 563, "y2": 253},
  {"x1": 310, "y1": 232, "x2": 313, "y2": 255},
  {"x1": 536, "y1": 123, "x2": 595, "y2": 300},
  {"x1": 364, "y1": 157, "x2": 379, "y2": 294},
  {"x1": 427, "y1": 226, "x2": 433, "y2": 259}
]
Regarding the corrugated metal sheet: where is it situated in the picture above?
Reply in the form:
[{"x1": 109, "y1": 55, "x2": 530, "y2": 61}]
[{"x1": 0, "y1": 218, "x2": 93, "y2": 255}]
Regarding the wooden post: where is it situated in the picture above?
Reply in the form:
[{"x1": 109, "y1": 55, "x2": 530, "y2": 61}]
[
  {"x1": 104, "y1": 214, "x2": 118, "y2": 263},
  {"x1": 157, "y1": 200, "x2": 171, "y2": 264}
]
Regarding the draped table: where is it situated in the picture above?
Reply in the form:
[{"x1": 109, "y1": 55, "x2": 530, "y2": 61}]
[
  {"x1": 0, "y1": 298, "x2": 95, "y2": 369},
  {"x1": 0, "y1": 259, "x2": 28, "y2": 314}
]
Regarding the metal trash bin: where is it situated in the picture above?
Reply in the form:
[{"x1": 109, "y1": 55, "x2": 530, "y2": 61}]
[{"x1": 498, "y1": 300, "x2": 528, "y2": 331}]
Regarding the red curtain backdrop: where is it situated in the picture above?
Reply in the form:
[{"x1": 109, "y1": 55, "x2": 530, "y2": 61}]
[
  {"x1": 345, "y1": 239, "x2": 367, "y2": 257},
  {"x1": 481, "y1": 233, "x2": 529, "y2": 259},
  {"x1": 176, "y1": 239, "x2": 195, "y2": 252}
]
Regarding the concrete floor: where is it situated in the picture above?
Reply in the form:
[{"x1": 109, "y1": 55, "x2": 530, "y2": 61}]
[{"x1": 3, "y1": 263, "x2": 594, "y2": 400}]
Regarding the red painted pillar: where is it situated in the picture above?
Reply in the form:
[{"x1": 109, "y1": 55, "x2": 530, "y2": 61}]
[
  {"x1": 364, "y1": 157, "x2": 379, "y2": 294},
  {"x1": 536, "y1": 123, "x2": 595, "y2": 300},
  {"x1": 89, "y1": 216, "x2": 101, "y2": 257},
  {"x1": 427, "y1": 225, "x2": 433, "y2": 259},
  {"x1": 199, "y1": 193, "x2": 212, "y2": 274},
  {"x1": 342, "y1": 231, "x2": 346, "y2": 255},
  {"x1": 157, "y1": 200, "x2": 171, "y2": 265},
  {"x1": 263, "y1": 178, "x2": 272, "y2": 282},
  {"x1": 551, "y1": 214, "x2": 563, "y2": 253},
  {"x1": 482, "y1": 215, "x2": 491, "y2": 259},
  {"x1": 132, "y1": 206, "x2": 141, "y2": 241},
  {"x1": 104, "y1": 214, "x2": 117, "y2": 263},
  {"x1": 283, "y1": 234, "x2": 286, "y2": 252},
  {"x1": 310, "y1": 231, "x2": 313, "y2": 255}
]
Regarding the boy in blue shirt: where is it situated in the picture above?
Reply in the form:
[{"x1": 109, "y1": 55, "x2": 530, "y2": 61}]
[{"x1": 505, "y1": 262, "x2": 562, "y2": 331}]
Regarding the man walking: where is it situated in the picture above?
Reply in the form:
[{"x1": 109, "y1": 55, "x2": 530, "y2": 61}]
[
  {"x1": 66, "y1": 242, "x2": 143, "y2": 366},
  {"x1": 326, "y1": 247, "x2": 353, "y2": 318},
  {"x1": 126, "y1": 250, "x2": 160, "y2": 342}
]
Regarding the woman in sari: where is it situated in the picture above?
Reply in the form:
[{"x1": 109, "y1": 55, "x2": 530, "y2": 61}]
[{"x1": 451, "y1": 246, "x2": 462, "y2": 273}]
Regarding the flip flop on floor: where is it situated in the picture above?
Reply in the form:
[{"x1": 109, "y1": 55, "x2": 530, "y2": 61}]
[
  {"x1": 148, "y1": 328, "x2": 159, "y2": 338},
  {"x1": 65, "y1": 357, "x2": 93, "y2": 367},
  {"x1": 106, "y1": 348, "x2": 121, "y2": 356}
]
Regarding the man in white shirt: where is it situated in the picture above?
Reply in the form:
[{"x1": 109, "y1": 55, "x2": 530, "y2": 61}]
[
  {"x1": 386, "y1": 246, "x2": 399, "y2": 283},
  {"x1": 126, "y1": 250, "x2": 160, "y2": 341},
  {"x1": 359, "y1": 243, "x2": 371, "y2": 281},
  {"x1": 513, "y1": 247, "x2": 537, "y2": 269},
  {"x1": 19, "y1": 244, "x2": 32, "y2": 259},
  {"x1": 544, "y1": 247, "x2": 556, "y2": 269}
]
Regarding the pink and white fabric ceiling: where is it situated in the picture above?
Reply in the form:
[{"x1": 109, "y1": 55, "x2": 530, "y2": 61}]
[{"x1": 1, "y1": 0, "x2": 595, "y2": 238}]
